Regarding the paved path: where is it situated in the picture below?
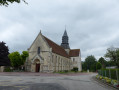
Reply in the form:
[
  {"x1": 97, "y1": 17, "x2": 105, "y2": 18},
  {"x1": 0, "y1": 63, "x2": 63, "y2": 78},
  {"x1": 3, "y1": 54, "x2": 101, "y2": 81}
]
[{"x1": 0, "y1": 72, "x2": 117, "y2": 90}]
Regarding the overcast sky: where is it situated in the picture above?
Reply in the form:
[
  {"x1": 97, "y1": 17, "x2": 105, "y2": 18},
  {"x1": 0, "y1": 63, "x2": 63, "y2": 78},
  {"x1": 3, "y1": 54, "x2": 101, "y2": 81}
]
[{"x1": 0, "y1": 0, "x2": 119, "y2": 61}]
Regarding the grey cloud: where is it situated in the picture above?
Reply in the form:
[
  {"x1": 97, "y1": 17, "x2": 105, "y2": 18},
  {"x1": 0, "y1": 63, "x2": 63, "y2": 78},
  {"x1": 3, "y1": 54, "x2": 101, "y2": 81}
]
[{"x1": 0, "y1": 0, "x2": 119, "y2": 61}]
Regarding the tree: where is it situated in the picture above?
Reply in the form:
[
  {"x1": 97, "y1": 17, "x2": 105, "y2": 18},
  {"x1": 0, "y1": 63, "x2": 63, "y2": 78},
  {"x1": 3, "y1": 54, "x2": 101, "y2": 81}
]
[
  {"x1": 8, "y1": 51, "x2": 28, "y2": 70},
  {"x1": 84, "y1": 55, "x2": 97, "y2": 72},
  {"x1": 8, "y1": 51, "x2": 21, "y2": 69},
  {"x1": 0, "y1": 0, "x2": 27, "y2": 6},
  {"x1": 98, "y1": 57, "x2": 107, "y2": 68},
  {"x1": 106, "y1": 60, "x2": 116, "y2": 67},
  {"x1": 105, "y1": 47, "x2": 119, "y2": 68},
  {"x1": 21, "y1": 51, "x2": 29, "y2": 65},
  {"x1": 0, "y1": 41, "x2": 11, "y2": 66},
  {"x1": 96, "y1": 62, "x2": 102, "y2": 70},
  {"x1": 82, "y1": 61, "x2": 87, "y2": 71}
]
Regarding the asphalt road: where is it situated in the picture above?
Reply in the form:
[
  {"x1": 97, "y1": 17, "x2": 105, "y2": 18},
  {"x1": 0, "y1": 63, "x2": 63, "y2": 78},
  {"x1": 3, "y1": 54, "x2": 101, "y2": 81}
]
[
  {"x1": 0, "y1": 83, "x2": 66, "y2": 90},
  {"x1": 0, "y1": 72, "x2": 117, "y2": 90}
]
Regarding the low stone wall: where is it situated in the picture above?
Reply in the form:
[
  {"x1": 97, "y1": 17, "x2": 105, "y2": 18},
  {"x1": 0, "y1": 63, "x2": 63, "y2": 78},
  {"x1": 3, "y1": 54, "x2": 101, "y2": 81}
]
[{"x1": 0, "y1": 66, "x2": 4, "y2": 72}]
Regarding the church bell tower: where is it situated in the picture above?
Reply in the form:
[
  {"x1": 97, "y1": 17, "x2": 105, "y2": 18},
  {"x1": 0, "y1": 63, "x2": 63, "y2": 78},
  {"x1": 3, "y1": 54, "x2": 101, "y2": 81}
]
[{"x1": 61, "y1": 30, "x2": 70, "y2": 49}]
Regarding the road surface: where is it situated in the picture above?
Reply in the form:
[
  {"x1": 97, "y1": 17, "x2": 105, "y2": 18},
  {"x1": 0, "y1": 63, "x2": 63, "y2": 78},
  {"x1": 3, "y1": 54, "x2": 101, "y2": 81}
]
[{"x1": 0, "y1": 72, "x2": 117, "y2": 90}]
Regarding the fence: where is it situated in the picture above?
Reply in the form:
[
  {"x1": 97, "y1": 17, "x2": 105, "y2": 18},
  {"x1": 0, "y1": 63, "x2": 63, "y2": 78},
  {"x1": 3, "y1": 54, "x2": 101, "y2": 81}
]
[{"x1": 98, "y1": 69, "x2": 119, "y2": 81}]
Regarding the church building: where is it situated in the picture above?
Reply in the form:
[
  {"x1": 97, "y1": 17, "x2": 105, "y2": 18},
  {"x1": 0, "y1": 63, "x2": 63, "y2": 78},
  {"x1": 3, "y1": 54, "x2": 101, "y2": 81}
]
[{"x1": 25, "y1": 30, "x2": 82, "y2": 72}]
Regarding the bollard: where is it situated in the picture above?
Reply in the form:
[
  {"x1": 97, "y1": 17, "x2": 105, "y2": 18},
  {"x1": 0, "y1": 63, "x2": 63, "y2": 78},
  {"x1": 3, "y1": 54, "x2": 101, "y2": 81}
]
[
  {"x1": 105, "y1": 70, "x2": 106, "y2": 77},
  {"x1": 109, "y1": 69, "x2": 111, "y2": 79},
  {"x1": 101, "y1": 70, "x2": 102, "y2": 76},
  {"x1": 116, "y1": 69, "x2": 119, "y2": 81},
  {"x1": 87, "y1": 69, "x2": 89, "y2": 73}
]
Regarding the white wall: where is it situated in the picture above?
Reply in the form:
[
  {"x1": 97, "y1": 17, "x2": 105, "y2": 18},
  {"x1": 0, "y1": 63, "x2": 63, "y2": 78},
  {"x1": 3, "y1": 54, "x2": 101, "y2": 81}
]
[{"x1": 71, "y1": 56, "x2": 82, "y2": 71}]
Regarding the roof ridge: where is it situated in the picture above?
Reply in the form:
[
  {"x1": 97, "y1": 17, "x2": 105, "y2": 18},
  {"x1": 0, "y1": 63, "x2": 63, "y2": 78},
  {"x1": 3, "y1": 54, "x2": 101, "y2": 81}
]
[
  {"x1": 69, "y1": 49, "x2": 80, "y2": 57},
  {"x1": 43, "y1": 35, "x2": 66, "y2": 50},
  {"x1": 29, "y1": 32, "x2": 41, "y2": 50},
  {"x1": 43, "y1": 35, "x2": 69, "y2": 58},
  {"x1": 70, "y1": 49, "x2": 80, "y2": 50}
]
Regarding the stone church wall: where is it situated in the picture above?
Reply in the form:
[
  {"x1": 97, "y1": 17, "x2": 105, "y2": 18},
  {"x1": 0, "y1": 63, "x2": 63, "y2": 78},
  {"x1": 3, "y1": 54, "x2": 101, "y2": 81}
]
[
  {"x1": 51, "y1": 53, "x2": 72, "y2": 72},
  {"x1": 71, "y1": 56, "x2": 82, "y2": 71}
]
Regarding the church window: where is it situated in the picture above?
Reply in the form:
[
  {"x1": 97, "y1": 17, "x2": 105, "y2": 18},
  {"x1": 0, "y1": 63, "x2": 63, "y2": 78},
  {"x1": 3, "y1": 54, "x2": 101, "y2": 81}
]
[
  {"x1": 61, "y1": 59, "x2": 62, "y2": 65},
  {"x1": 73, "y1": 58, "x2": 75, "y2": 62},
  {"x1": 56, "y1": 56, "x2": 57, "y2": 58},
  {"x1": 59, "y1": 57, "x2": 60, "y2": 64},
  {"x1": 52, "y1": 55, "x2": 54, "y2": 63},
  {"x1": 38, "y1": 47, "x2": 40, "y2": 54}
]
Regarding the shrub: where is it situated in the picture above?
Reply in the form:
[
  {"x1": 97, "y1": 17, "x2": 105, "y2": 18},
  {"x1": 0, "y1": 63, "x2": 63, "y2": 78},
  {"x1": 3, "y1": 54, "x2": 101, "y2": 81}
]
[
  {"x1": 111, "y1": 80, "x2": 118, "y2": 85},
  {"x1": 72, "y1": 67, "x2": 78, "y2": 72},
  {"x1": 106, "y1": 78, "x2": 111, "y2": 84},
  {"x1": 4, "y1": 67, "x2": 12, "y2": 72},
  {"x1": 99, "y1": 76, "x2": 103, "y2": 80},
  {"x1": 96, "y1": 62, "x2": 102, "y2": 70},
  {"x1": 64, "y1": 70, "x2": 68, "y2": 73},
  {"x1": 96, "y1": 75, "x2": 99, "y2": 78},
  {"x1": 104, "y1": 77, "x2": 108, "y2": 81}
]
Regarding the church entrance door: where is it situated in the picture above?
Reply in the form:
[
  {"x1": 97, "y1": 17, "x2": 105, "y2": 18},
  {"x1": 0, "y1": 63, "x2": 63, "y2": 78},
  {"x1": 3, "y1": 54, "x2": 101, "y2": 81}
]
[{"x1": 36, "y1": 64, "x2": 40, "y2": 72}]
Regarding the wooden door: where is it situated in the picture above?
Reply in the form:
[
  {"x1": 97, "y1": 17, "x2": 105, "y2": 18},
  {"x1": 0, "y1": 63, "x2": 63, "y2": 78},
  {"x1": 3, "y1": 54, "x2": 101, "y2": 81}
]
[{"x1": 36, "y1": 64, "x2": 40, "y2": 72}]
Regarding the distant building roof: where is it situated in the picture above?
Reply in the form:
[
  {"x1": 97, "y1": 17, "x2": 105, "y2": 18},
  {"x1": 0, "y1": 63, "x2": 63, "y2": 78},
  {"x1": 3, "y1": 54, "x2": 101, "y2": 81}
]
[
  {"x1": 106, "y1": 66, "x2": 117, "y2": 69},
  {"x1": 69, "y1": 49, "x2": 80, "y2": 57}
]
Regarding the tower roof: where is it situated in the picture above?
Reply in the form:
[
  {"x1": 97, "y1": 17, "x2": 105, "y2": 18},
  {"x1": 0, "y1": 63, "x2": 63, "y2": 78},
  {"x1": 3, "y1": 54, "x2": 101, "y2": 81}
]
[
  {"x1": 61, "y1": 30, "x2": 70, "y2": 49},
  {"x1": 63, "y1": 30, "x2": 68, "y2": 36}
]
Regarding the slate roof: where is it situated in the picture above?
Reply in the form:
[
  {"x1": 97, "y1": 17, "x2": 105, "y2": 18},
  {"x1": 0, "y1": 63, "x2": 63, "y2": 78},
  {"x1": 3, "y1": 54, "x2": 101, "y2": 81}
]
[
  {"x1": 69, "y1": 49, "x2": 80, "y2": 57},
  {"x1": 43, "y1": 36, "x2": 69, "y2": 58},
  {"x1": 43, "y1": 35, "x2": 80, "y2": 58},
  {"x1": 63, "y1": 30, "x2": 68, "y2": 36}
]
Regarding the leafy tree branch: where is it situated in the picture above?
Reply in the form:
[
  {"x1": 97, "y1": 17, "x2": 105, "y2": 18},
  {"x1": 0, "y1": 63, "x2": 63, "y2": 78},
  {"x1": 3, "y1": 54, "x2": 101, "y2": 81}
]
[{"x1": 0, "y1": 0, "x2": 27, "y2": 6}]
